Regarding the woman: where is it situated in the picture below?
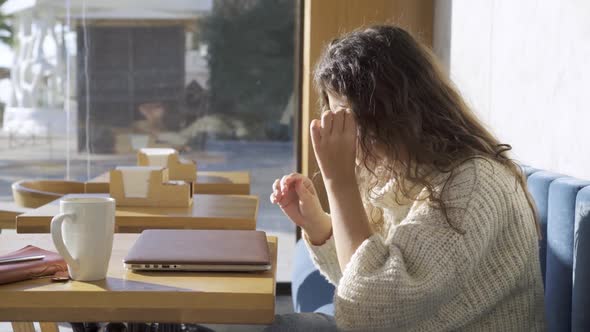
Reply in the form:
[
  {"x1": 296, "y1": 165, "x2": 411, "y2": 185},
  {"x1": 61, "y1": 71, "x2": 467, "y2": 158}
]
[{"x1": 268, "y1": 25, "x2": 545, "y2": 331}]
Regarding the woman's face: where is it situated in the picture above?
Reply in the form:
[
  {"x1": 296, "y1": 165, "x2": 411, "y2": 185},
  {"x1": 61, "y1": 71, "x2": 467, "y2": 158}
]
[
  {"x1": 325, "y1": 92, "x2": 366, "y2": 165},
  {"x1": 324, "y1": 92, "x2": 399, "y2": 168}
]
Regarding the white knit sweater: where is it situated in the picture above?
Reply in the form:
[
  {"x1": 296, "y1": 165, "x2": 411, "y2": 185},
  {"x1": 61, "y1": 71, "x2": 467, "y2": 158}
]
[{"x1": 304, "y1": 157, "x2": 546, "y2": 331}]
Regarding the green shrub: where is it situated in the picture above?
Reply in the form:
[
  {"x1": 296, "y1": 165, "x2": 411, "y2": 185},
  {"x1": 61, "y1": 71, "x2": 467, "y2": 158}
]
[{"x1": 202, "y1": 0, "x2": 295, "y2": 140}]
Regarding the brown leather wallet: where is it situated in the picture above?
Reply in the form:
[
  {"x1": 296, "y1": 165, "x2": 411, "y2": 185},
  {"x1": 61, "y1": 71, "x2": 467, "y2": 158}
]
[{"x1": 0, "y1": 245, "x2": 68, "y2": 285}]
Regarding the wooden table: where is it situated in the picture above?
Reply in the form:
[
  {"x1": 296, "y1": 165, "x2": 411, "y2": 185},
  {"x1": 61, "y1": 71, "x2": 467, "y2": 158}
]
[
  {"x1": 0, "y1": 202, "x2": 32, "y2": 230},
  {"x1": 16, "y1": 194, "x2": 259, "y2": 233},
  {"x1": 0, "y1": 233, "x2": 277, "y2": 328},
  {"x1": 85, "y1": 171, "x2": 251, "y2": 195}
]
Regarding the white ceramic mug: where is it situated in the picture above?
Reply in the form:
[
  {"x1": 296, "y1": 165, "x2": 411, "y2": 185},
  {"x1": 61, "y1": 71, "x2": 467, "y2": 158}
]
[{"x1": 50, "y1": 196, "x2": 116, "y2": 281}]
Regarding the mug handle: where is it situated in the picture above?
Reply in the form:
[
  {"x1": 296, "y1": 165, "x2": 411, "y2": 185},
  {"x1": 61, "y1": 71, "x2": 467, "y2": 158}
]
[{"x1": 50, "y1": 213, "x2": 79, "y2": 271}]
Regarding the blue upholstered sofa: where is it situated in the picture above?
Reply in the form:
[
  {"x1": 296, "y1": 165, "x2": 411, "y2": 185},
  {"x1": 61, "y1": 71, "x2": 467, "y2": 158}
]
[{"x1": 291, "y1": 166, "x2": 590, "y2": 331}]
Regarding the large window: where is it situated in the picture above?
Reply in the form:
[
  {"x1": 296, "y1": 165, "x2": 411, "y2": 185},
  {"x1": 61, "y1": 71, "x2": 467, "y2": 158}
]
[{"x1": 0, "y1": 0, "x2": 299, "y2": 281}]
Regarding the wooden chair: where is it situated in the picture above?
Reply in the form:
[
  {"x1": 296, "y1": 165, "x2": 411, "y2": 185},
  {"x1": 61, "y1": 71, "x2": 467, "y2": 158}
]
[
  {"x1": 11, "y1": 180, "x2": 86, "y2": 208},
  {"x1": 2, "y1": 180, "x2": 85, "y2": 233}
]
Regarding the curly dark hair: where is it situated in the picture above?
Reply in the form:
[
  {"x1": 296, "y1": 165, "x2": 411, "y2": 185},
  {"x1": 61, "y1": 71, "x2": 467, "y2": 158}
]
[{"x1": 314, "y1": 25, "x2": 539, "y2": 235}]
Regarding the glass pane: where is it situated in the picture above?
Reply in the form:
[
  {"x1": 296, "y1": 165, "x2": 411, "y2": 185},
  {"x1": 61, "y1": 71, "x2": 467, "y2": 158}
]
[{"x1": 0, "y1": 0, "x2": 298, "y2": 282}]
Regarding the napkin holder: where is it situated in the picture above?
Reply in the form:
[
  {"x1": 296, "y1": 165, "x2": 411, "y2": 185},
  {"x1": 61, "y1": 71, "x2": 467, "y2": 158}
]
[
  {"x1": 137, "y1": 148, "x2": 197, "y2": 182},
  {"x1": 109, "y1": 167, "x2": 193, "y2": 207}
]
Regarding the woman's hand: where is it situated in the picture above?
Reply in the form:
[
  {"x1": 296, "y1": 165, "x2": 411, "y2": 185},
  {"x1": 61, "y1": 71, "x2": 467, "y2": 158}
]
[
  {"x1": 270, "y1": 173, "x2": 332, "y2": 244},
  {"x1": 310, "y1": 109, "x2": 357, "y2": 184}
]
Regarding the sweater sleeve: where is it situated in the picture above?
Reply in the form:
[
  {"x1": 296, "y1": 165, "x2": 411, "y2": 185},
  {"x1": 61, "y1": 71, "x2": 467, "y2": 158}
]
[
  {"x1": 334, "y1": 222, "x2": 470, "y2": 330},
  {"x1": 303, "y1": 230, "x2": 343, "y2": 285},
  {"x1": 334, "y1": 163, "x2": 499, "y2": 330},
  {"x1": 302, "y1": 175, "x2": 385, "y2": 286}
]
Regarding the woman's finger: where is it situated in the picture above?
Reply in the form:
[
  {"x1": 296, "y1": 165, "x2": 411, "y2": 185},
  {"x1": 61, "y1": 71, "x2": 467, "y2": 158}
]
[
  {"x1": 272, "y1": 179, "x2": 282, "y2": 200},
  {"x1": 344, "y1": 109, "x2": 357, "y2": 134},
  {"x1": 294, "y1": 180, "x2": 315, "y2": 202},
  {"x1": 332, "y1": 109, "x2": 345, "y2": 133},
  {"x1": 321, "y1": 111, "x2": 333, "y2": 135},
  {"x1": 283, "y1": 173, "x2": 303, "y2": 187},
  {"x1": 310, "y1": 119, "x2": 322, "y2": 148},
  {"x1": 280, "y1": 175, "x2": 291, "y2": 194},
  {"x1": 302, "y1": 177, "x2": 317, "y2": 196}
]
